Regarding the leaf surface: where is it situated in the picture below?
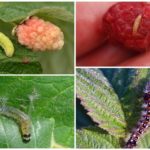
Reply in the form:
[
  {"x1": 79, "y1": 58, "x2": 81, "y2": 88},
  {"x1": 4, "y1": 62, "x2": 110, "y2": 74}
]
[
  {"x1": 0, "y1": 76, "x2": 74, "y2": 147},
  {"x1": 77, "y1": 127, "x2": 120, "y2": 148},
  {"x1": 0, "y1": 2, "x2": 74, "y2": 74},
  {"x1": 76, "y1": 68, "x2": 126, "y2": 138}
]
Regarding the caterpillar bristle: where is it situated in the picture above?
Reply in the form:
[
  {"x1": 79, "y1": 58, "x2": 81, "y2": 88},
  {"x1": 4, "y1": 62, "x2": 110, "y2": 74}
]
[
  {"x1": 125, "y1": 133, "x2": 132, "y2": 142},
  {"x1": 132, "y1": 128, "x2": 138, "y2": 132},
  {"x1": 137, "y1": 121, "x2": 142, "y2": 126},
  {"x1": 142, "y1": 103, "x2": 147, "y2": 108},
  {"x1": 141, "y1": 111, "x2": 147, "y2": 116},
  {"x1": 125, "y1": 138, "x2": 137, "y2": 148}
]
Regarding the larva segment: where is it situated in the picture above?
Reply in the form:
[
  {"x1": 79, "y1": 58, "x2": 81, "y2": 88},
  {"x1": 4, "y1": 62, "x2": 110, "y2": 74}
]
[
  {"x1": 0, "y1": 32, "x2": 14, "y2": 57},
  {"x1": 132, "y1": 14, "x2": 142, "y2": 36},
  {"x1": 21, "y1": 120, "x2": 31, "y2": 142},
  {"x1": 0, "y1": 106, "x2": 31, "y2": 142},
  {"x1": 125, "y1": 81, "x2": 150, "y2": 148}
]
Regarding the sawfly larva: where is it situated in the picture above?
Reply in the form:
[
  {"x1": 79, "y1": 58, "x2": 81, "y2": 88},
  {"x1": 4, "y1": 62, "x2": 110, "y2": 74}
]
[
  {"x1": 0, "y1": 106, "x2": 31, "y2": 142},
  {"x1": 0, "y1": 32, "x2": 14, "y2": 57}
]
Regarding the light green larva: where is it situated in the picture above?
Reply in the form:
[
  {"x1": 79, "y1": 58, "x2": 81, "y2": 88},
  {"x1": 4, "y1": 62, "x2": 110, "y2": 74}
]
[
  {"x1": 0, "y1": 106, "x2": 31, "y2": 142},
  {"x1": 0, "y1": 32, "x2": 14, "y2": 57}
]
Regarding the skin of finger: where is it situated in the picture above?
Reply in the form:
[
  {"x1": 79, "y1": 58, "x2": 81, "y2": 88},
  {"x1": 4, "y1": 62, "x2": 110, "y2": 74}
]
[
  {"x1": 77, "y1": 44, "x2": 137, "y2": 66},
  {"x1": 76, "y1": 2, "x2": 116, "y2": 58},
  {"x1": 119, "y1": 51, "x2": 150, "y2": 66}
]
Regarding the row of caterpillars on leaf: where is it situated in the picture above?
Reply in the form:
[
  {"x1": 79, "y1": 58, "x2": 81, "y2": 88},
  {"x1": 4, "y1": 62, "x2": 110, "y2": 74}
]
[{"x1": 125, "y1": 81, "x2": 150, "y2": 148}]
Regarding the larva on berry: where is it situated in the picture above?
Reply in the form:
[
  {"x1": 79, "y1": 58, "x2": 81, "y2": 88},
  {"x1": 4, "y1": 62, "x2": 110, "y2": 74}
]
[
  {"x1": 0, "y1": 106, "x2": 31, "y2": 142},
  {"x1": 0, "y1": 32, "x2": 14, "y2": 57},
  {"x1": 132, "y1": 14, "x2": 142, "y2": 36},
  {"x1": 103, "y1": 2, "x2": 150, "y2": 52},
  {"x1": 125, "y1": 81, "x2": 150, "y2": 148}
]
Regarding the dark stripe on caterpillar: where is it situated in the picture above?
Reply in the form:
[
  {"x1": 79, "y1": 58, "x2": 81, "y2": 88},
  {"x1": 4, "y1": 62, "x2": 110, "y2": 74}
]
[
  {"x1": 125, "y1": 81, "x2": 150, "y2": 148},
  {"x1": 0, "y1": 106, "x2": 31, "y2": 142}
]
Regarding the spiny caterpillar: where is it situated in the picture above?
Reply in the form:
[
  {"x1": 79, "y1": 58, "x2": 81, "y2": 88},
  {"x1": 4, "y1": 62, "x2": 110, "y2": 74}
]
[
  {"x1": 0, "y1": 106, "x2": 31, "y2": 142},
  {"x1": 0, "y1": 32, "x2": 14, "y2": 57},
  {"x1": 125, "y1": 81, "x2": 150, "y2": 148}
]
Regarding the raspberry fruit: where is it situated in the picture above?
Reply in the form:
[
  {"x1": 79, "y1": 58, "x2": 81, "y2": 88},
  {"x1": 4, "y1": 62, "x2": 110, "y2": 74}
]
[
  {"x1": 103, "y1": 2, "x2": 150, "y2": 52},
  {"x1": 15, "y1": 16, "x2": 64, "y2": 51}
]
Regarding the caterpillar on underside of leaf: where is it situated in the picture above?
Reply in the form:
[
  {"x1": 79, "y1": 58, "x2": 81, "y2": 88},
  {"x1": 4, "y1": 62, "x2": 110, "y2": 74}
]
[
  {"x1": 0, "y1": 106, "x2": 31, "y2": 142},
  {"x1": 125, "y1": 81, "x2": 150, "y2": 148}
]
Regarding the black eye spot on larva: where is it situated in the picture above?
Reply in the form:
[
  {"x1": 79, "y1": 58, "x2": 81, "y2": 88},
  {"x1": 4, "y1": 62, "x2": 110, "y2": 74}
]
[
  {"x1": 23, "y1": 134, "x2": 30, "y2": 138},
  {"x1": 23, "y1": 138, "x2": 30, "y2": 143},
  {"x1": 22, "y1": 134, "x2": 31, "y2": 143}
]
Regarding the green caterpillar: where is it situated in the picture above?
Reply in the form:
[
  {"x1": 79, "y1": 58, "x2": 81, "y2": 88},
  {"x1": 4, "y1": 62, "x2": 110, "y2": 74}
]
[
  {"x1": 0, "y1": 106, "x2": 31, "y2": 142},
  {"x1": 0, "y1": 32, "x2": 14, "y2": 57}
]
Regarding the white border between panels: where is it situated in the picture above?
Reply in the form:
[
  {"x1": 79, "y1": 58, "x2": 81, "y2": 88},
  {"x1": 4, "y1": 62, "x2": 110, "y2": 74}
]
[
  {"x1": 76, "y1": 0, "x2": 147, "y2": 2},
  {"x1": 1, "y1": 0, "x2": 74, "y2": 2},
  {"x1": 76, "y1": 66, "x2": 150, "y2": 69},
  {"x1": 74, "y1": 0, "x2": 77, "y2": 149}
]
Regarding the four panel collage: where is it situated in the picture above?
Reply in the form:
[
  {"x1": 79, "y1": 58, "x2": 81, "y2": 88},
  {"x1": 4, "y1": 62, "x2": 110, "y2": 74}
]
[{"x1": 0, "y1": 0, "x2": 150, "y2": 149}]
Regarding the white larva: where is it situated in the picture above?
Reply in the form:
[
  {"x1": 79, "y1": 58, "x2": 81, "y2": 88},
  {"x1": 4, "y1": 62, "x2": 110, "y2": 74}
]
[
  {"x1": 0, "y1": 106, "x2": 31, "y2": 142},
  {"x1": 0, "y1": 32, "x2": 14, "y2": 57}
]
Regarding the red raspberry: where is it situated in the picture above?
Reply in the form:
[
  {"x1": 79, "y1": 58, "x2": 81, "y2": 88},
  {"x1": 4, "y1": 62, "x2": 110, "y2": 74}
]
[{"x1": 103, "y1": 2, "x2": 150, "y2": 52}]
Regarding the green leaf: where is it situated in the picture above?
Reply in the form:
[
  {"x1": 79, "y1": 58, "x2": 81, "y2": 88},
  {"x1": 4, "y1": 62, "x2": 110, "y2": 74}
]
[
  {"x1": 0, "y1": 118, "x2": 54, "y2": 148},
  {"x1": 0, "y1": 62, "x2": 42, "y2": 74},
  {"x1": 77, "y1": 127, "x2": 120, "y2": 148},
  {"x1": 138, "y1": 130, "x2": 150, "y2": 148},
  {"x1": 0, "y1": 2, "x2": 73, "y2": 23},
  {"x1": 0, "y1": 76, "x2": 74, "y2": 147},
  {"x1": 120, "y1": 69, "x2": 149, "y2": 129},
  {"x1": 77, "y1": 68, "x2": 150, "y2": 148},
  {"x1": 76, "y1": 68, "x2": 126, "y2": 138},
  {"x1": 102, "y1": 68, "x2": 136, "y2": 98},
  {"x1": 0, "y1": 2, "x2": 74, "y2": 74}
]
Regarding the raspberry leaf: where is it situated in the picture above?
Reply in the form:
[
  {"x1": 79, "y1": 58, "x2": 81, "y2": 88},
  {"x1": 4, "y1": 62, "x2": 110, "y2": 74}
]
[
  {"x1": 0, "y1": 76, "x2": 74, "y2": 147},
  {"x1": 77, "y1": 127, "x2": 120, "y2": 148},
  {"x1": 76, "y1": 68, "x2": 127, "y2": 138},
  {"x1": 77, "y1": 68, "x2": 150, "y2": 148},
  {"x1": 0, "y1": 2, "x2": 74, "y2": 74}
]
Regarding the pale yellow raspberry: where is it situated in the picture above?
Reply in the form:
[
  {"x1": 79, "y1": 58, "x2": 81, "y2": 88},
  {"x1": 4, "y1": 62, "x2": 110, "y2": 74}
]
[{"x1": 16, "y1": 16, "x2": 64, "y2": 51}]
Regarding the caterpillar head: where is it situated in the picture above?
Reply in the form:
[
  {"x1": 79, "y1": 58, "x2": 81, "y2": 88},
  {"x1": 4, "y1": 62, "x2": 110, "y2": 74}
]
[{"x1": 20, "y1": 120, "x2": 31, "y2": 143}]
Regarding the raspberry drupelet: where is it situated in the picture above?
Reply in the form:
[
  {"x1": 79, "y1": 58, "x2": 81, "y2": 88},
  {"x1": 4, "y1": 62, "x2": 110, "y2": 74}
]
[
  {"x1": 103, "y1": 2, "x2": 150, "y2": 52},
  {"x1": 15, "y1": 16, "x2": 64, "y2": 51}
]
